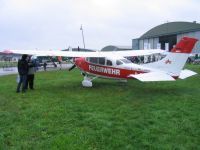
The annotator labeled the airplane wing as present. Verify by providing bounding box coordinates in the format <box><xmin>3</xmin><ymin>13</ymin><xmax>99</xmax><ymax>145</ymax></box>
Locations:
<box><xmin>0</xmin><ymin>49</ymin><xmax>165</xmax><ymax>58</ymax></box>
<box><xmin>179</xmin><ymin>69</ymin><xmax>197</xmax><ymax>79</ymax></box>
<box><xmin>107</xmin><ymin>49</ymin><xmax>165</xmax><ymax>57</ymax></box>
<box><xmin>0</xmin><ymin>49</ymin><xmax>104</xmax><ymax>57</ymax></box>
<box><xmin>128</xmin><ymin>72</ymin><xmax>175</xmax><ymax>81</ymax></box>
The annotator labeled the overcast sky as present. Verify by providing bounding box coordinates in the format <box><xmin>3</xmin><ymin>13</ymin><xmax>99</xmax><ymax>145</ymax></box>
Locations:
<box><xmin>0</xmin><ymin>0</ymin><xmax>200</xmax><ymax>50</ymax></box>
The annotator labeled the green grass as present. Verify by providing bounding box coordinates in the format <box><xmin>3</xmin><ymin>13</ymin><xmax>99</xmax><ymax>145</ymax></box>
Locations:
<box><xmin>0</xmin><ymin>65</ymin><xmax>200</xmax><ymax>149</ymax></box>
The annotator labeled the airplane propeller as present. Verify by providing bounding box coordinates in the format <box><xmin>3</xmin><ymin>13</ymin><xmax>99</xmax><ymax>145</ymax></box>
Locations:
<box><xmin>68</xmin><ymin>64</ymin><xmax>76</xmax><ymax>71</ymax></box>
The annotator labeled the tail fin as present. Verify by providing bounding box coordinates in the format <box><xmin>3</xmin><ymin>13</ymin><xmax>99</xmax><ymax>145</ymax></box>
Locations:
<box><xmin>171</xmin><ymin>37</ymin><xmax>198</xmax><ymax>53</ymax></box>
<box><xmin>143</xmin><ymin>37</ymin><xmax>198</xmax><ymax>77</ymax></box>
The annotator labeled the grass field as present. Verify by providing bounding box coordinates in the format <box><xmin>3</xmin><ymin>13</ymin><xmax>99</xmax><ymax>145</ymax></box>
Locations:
<box><xmin>0</xmin><ymin>65</ymin><xmax>200</xmax><ymax>149</ymax></box>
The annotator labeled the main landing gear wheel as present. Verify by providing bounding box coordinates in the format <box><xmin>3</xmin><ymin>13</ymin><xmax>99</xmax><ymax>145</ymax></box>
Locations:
<box><xmin>82</xmin><ymin>76</ymin><xmax>93</xmax><ymax>87</ymax></box>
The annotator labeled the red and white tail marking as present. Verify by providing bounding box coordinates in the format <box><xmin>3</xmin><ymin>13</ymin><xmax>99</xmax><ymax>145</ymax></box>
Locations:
<box><xmin>171</xmin><ymin>37</ymin><xmax>198</xmax><ymax>53</ymax></box>
<box><xmin>143</xmin><ymin>37</ymin><xmax>198</xmax><ymax>77</ymax></box>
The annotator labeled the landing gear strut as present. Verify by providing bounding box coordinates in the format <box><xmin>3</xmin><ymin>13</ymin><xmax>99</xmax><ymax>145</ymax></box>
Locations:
<box><xmin>82</xmin><ymin>76</ymin><xmax>97</xmax><ymax>87</ymax></box>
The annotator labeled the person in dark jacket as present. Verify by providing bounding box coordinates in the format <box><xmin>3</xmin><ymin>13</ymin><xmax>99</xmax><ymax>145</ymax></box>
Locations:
<box><xmin>43</xmin><ymin>62</ymin><xmax>47</xmax><ymax>71</ymax></box>
<box><xmin>16</xmin><ymin>54</ymin><xmax>28</xmax><ymax>93</ymax></box>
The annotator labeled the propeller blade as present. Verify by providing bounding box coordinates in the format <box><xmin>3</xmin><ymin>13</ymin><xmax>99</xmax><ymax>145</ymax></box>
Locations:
<box><xmin>68</xmin><ymin>64</ymin><xmax>76</xmax><ymax>71</ymax></box>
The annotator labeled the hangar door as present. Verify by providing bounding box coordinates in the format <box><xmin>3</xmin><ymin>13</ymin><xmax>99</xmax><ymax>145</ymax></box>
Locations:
<box><xmin>159</xmin><ymin>35</ymin><xmax>177</xmax><ymax>51</ymax></box>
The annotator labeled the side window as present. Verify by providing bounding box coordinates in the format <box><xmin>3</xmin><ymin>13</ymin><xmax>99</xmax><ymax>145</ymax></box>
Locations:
<box><xmin>90</xmin><ymin>57</ymin><xmax>98</xmax><ymax>64</ymax></box>
<box><xmin>106</xmin><ymin>59</ymin><xmax>112</xmax><ymax>66</ymax></box>
<box><xmin>116</xmin><ymin>60</ymin><xmax>123</xmax><ymax>65</ymax></box>
<box><xmin>99</xmin><ymin>58</ymin><xmax>105</xmax><ymax>65</ymax></box>
<box><xmin>86</xmin><ymin>57</ymin><xmax>89</xmax><ymax>62</ymax></box>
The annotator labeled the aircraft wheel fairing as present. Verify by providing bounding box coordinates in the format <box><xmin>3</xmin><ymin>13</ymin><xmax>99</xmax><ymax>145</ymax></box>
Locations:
<box><xmin>82</xmin><ymin>80</ymin><xmax>92</xmax><ymax>87</ymax></box>
<box><xmin>82</xmin><ymin>76</ymin><xmax>93</xmax><ymax>87</ymax></box>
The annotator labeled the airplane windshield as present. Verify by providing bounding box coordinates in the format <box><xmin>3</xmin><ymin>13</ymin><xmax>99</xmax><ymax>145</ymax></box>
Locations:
<box><xmin>86</xmin><ymin>57</ymin><xmax>106</xmax><ymax>66</ymax></box>
<box><xmin>120</xmin><ymin>59</ymin><xmax>132</xmax><ymax>64</ymax></box>
<box><xmin>116</xmin><ymin>60</ymin><xmax>123</xmax><ymax>65</ymax></box>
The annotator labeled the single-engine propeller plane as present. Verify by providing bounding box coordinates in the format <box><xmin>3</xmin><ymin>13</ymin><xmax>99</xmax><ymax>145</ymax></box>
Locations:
<box><xmin>0</xmin><ymin>37</ymin><xmax>198</xmax><ymax>87</ymax></box>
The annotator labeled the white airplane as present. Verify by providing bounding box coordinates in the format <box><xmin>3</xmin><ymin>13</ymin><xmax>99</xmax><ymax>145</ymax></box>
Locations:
<box><xmin>0</xmin><ymin>37</ymin><xmax>198</xmax><ymax>87</ymax></box>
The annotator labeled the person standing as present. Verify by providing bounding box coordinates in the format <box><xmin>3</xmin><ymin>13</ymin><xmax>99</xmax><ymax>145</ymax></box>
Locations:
<box><xmin>16</xmin><ymin>54</ymin><xmax>28</xmax><ymax>93</ymax></box>
<box><xmin>57</xmin><ymin>56</ymin><xmax>62</xmax><ymax>70</ymax></box>
<box><xmin>26</xmin><ymin>56</ymin><xmax>36</xmax><ymax>90</ymax></box>
<box><xmin>43</xmin><ymin>62</ymin><xmax>47</xmax><ymax>71</ymax></box>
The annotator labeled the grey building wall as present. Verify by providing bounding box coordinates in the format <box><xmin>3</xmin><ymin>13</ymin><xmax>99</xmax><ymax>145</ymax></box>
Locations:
<box><xmin>138</xmin><ymin>38</ymin><xmax>159</xmax><ymax>50</ymax></box>
<box><xmin>194</xmin><ymin>31</ymin><xmax>200</xmax><ymax>53</ymax></box>
<box><xmin>153</xmin><ymin>38</ymin><xmax>159</xmax><ymax>49</ymax></box>
<box><xmin>132</xmin><ymin>39</ymin><xmax>139</xmax><ymax>49</ymax></box>
<box><xmin>139</xmin><ymin>40</ymin><xmax>144</xmax><ymax>50</ymax></box>
<box><xmin>133</xmin><ymin>21</ymin><xmax>200</xmax><ymax>53</ymax></box>
<box><xmin>144</xmin><ymin>39</ymin><xmax>149</xmax><ymax>49</ymax></box>
<box><xmin>136</xmin><ymin>32</ymin><xmax>200</xmax><ymax>53</ymax></box>
<box><xmin>149</xmin><ymin>39</ymin><xmax>154</xmax><ymax>49</ymax></box>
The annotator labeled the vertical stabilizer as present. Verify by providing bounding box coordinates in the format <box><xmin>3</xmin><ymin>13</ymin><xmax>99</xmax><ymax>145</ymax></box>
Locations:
<box><xmin>143</xmin><ymin>37</ymin><xmax>198</xmax><ymax>77</ymax></box>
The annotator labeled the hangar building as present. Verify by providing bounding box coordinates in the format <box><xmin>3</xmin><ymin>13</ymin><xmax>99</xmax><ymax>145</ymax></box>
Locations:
<box><xmin>101</xmin><ymin>45</ymin><xmax>132</xmax><ymax>51</ymax></box>
<box><xmin>132</xmin><ymin>21</ymin><xmax>200</xmax><ymax>53</ymax></box>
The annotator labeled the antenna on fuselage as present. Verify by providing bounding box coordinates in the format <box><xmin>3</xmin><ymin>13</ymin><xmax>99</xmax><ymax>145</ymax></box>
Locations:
<box><xmin>80</xmin><ymin>24</ymin><xmax>86</xmax><ymax>49</ymax></box>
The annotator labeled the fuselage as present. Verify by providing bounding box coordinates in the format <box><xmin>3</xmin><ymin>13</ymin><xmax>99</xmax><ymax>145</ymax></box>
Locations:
<box><xmin>75</xmin><ymin>56</ymin><xmax>150</xmax><ymax>79</ymax></box>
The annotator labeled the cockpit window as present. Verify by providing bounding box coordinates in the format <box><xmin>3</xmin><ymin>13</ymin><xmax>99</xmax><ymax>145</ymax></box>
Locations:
<box><xmin>99</xmin><ymin>57</ymin><xmax>105</xmax><ymax>65</ymax></box>
<box><xmin>90</xmin><ymin>57</ymin><xmax>98</xmax><ymax>64</ymax></box>
<box><xmin>87</xmin><ymin>57</ymin><xmax>113</xmax><ymax>66</ymax></box>
<box><xmin>86</xmin><ymin>57</ymin><xmax>89</xmax><ymax>62</ymax></box>
<box><xmin>116</xmin><ymin>60</ymin><xmax>123</xmax><ymax>65</ymax></box>
<box><xmin>120</xmin><ymin>59</ymin><xmax>132</xmax><ymax>64</ymax></box>
<box><xmin>106</xmin><ymin>60</ymin><xmax>112</xmax><ymax>66</ymax></box>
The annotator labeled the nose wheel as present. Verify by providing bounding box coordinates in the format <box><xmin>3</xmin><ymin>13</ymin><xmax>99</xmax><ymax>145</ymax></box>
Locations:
<box><xmin>82</xmin><ymin>76</ymin><xmax>97</xmax><ymax>87</ymax></box>
<box><xmin>82</xmin><ymin>76</ymin><xmax>93</xmax><ymax>87</ymax></box>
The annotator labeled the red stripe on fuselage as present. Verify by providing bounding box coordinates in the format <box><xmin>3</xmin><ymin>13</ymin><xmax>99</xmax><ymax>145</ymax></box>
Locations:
<box><xmin>75</xmin><ymin>57</ymin><xmax>146</xmax><ymax>79</ymax></box>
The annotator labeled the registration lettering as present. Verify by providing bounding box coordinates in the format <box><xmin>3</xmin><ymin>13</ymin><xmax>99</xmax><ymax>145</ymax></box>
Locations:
<box><xmin>89</xmin><ymin>65</ymin><xmax>120</xmax><ymax>76</ymax></box>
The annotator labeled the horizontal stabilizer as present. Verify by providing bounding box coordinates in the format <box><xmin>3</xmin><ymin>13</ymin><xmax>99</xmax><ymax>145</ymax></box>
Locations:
<box><xmin>128</xmin><ymin>72</ymin><xmax>175</xmax><ymax>82</ymax></box>
<box><xmin>179</xmin><ymin>69</ymin><xmax>197</xmax><ymax>79</ymax></box>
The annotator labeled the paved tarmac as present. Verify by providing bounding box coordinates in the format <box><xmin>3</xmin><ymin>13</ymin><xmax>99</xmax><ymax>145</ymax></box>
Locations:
<box><xmin>0</xmin><ymin>67</ymin><xmax>18</xmax><ymax>76</ymax></box>
<box><xmin>0</xmin><ymin>64</ymin><xmax>74</xmax><ymax>76</ymax></box>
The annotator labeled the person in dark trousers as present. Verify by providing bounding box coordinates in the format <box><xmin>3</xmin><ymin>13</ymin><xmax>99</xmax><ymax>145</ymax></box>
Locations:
<box><xmin>16</xmin><ymin>54</ymin><xmax>28</xmax><ymax>93</ymax></box>
<box><xmin>43</xmin><ymin>62</ymin><xmax>47</xmax><ymax>71</ymax></box>
<box><xmin>26</xmin><ymin>56</ymin><xmax>36</xmax><ymax>90</ymax></box>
